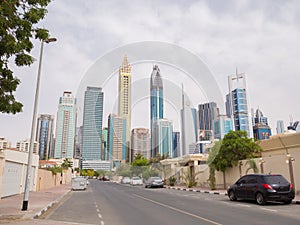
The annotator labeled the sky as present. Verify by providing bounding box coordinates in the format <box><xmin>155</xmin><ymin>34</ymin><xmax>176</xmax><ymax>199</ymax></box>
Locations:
<box><xmin>1</xmin><ymin>0</ymin><xmax>300</xmax><ymax>146</ymax></box>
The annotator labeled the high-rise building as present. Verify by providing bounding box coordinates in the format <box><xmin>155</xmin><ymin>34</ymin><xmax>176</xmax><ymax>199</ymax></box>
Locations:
<box><xmin>54</xmin><ymin>91</ymin><xmax>77</xmax><ymax>159</ymax></box>
<box><xmin>118</xmin><ymin>55</ymin><xmax>132</xmax><ymax>162</ymax></box>
<box><xmin>36</xmin><ymin>114</ymin><xmax>54</xmax><ymax>160</ymax></box>
<box><xmin>150</xmin><ymin>65</ymin><xmax>164</xmax><ymax>157</ymax></box>
<box><xmin>214</xmin><ymin>115</ymin><xmax>234</xmax><ymax>140</ymax></box>
<box><xmin>226</xmin><ymin>71</ymin><xmax>253</xmax><ymax>138</ymax></box>
<box><xmin>74</xmin><ymin>126</ymin><xmax>83</xmax><ymax>159</ymax></box>
<box><xmin>198</xmin><ymin>102</ymin><xmax>219</xmax><ymax>140</ymax></box>
<box><xmin>16</xmin><ymin>139</ymin><xmax>39</xmax><ymax>154</ymax></box>
<box><xmin>107</xmin><ymin>114</ymin><xmax>127</xmax><ymax>163</ymax></box>
<box><xmin>102</xmin><ymin>127</ymin><xmax>108</xmax><ymax>160</ymax></box>
<box><xmin>152</xmin><ymin>119</ymin><xmax>173</xmax><ymax>158</ymax></box>
<box><xmin>172</xmin><ymin>132</ymin><xmax>180</xmax><ymax>158</ymax></box>
<box><xmin>81</xmin><ymin>87</ymin><xmax>104</xmax><ymax>169</ymax></box>
<box><xmin>181</xmin><ymin>85</ymin><xmax>197</xmax><ymax>156</ymax></box>
<box><xmin>276</xmin><ymin>120</ymin><xmax>285</xmax><ymax>134</ymax></box>
<box><xmin>253</xmin><ymin>108</ymin><xmax>272</xmax><ymax>140</ymax></box>
<box><xmin>131</xmin><ymin>128</ymin><xmax>150</xmax><ymax>160</ymax></box>
<box><xmin>0</xmin><ymin>137</ymin><xmax>11</xmax><ymax>150</ymax></box>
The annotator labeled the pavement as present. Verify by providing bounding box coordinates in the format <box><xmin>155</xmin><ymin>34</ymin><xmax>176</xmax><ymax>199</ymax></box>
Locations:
<box><xmin>0</xmin><ymin>184</ymin><xmax>71</xmax><ymax>224</ymax></box>
<box><xmin>0</xmin><ymin>183</ymin><xmax>299</xmax><ymax>224</ymax></box>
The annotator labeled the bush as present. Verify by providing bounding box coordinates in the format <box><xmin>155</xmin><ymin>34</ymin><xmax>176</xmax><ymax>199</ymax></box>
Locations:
<box><xmin>168</xmin><ymin>176</ymin><xmax>176</xmax><ymax>186</ymax></box>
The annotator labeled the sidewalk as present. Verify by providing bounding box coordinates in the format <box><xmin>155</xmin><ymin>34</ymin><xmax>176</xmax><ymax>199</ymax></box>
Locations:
<box><xmin>165</xmin><ymin>185</ymin><xmax>300</xmax><ymax>204</ymax></box>
<box><xmin>0</xmin><ymin>184</ymin><xmax>71</xmax><ymax>223</ymax></box>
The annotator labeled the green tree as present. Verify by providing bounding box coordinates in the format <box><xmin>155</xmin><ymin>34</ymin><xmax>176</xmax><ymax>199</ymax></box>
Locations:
<box><xmin>0</xmin><ymin>0</ymin><xmax>51</xmax><ymax>114</ymax></box>
<box><xmin>211</xmin><ymin>130</ymin><xmax>262</xmax><ymax>188</ymax></box>
<box><xmin>61</xmin><ymin>158</ymin><xmax>71</xmax><ymax>169</ymax></box>
<box><xmin>131</xmin><ymin>153</ymin><xmax>149</xmax><ymax>176</ymax></box>
<box><xmin>207</xmin><ymin>141</ymin><xmax>222</xmax><ymax>190</ymax></box>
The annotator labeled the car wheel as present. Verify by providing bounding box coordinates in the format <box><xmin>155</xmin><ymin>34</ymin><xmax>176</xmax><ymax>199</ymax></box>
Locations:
<box><xmin>228</xmin><ymin>190</ymin><xmax>237</xmax><ymax>201</ymax></box>
<box><xmin>256</xmin><ymin>192</ymin><xmax>266</xmax><ymax>205</ymax></box>
<box><xmin>283</xmin><ymin>199</ymin><xmax>292</xmax><ymax>204</ymax></box>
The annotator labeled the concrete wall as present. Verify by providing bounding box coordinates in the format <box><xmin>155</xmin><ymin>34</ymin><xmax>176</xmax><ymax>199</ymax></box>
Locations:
<box><xmin>36</xmin><ymin>168</ymin><xmax>72</xmax><ymax>191</ymax></box>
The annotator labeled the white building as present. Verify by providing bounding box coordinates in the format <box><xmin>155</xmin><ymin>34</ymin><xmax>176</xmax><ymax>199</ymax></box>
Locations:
<box><xmin>16</xmin><ymin>139</ymin><xmax>39</xmax><ymax>154</ymax></box>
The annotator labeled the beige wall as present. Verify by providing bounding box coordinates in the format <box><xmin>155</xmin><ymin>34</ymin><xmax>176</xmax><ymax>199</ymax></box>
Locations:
<box><xmin>36</xmin><ymin>168</ymin><xmax>72</xmax><ymax>191</ymax></box>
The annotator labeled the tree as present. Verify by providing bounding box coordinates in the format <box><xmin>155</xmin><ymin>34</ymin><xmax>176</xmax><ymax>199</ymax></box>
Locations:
<box><xmin>0</xmin><ymin>0</ymin><xmax>51</xmax><ymax>114</ymax></box>
<box><xmin>61</xmin><ymin>158</ymin><xmax>71</xmax><ymax>169</ymax></box>
<box><xmin>207</xmin><ymin>140</ymin><xmax>222</xmax><ymax>190</ymax></box>
<box><xmin>211</xmin><ymin>130</ymin><xmax>262</xmax><ymax>188</ymax></box>
<box><xmin>131</xmin><ymin>153</ymin><xmax>149</xmax><ymax>176</ymax></box>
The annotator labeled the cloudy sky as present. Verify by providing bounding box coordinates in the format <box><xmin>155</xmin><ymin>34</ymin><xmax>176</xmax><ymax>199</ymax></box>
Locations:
<box><xmin>1</xmin><ymin>0</ymin><xmax>300</xmax><ymax>145</ymax></box>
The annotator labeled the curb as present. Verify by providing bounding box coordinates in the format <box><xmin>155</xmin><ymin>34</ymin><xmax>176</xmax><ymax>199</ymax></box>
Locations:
<box><xmin>32</xmin><ymin>189</ymin><xmax>71</xmax><ymax>219</ymax></box>
<box><xmin>165</xmin><ymin>186</ymin><xmax>228</xmax><ymax>196</ymax></box>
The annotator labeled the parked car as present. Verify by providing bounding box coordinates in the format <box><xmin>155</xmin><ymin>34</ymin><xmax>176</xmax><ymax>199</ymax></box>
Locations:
<box><xmin>227</xmin><ymin>174</ymin><xmax>295</xmax><ymax>205</ymax></box>
<box><xmin>130</xmin><ymin>177</ymin><xmax>143</xmax><ymax>186</ymax></box>
<box><xmin>121</xmin><ymin>177</ymin><xmax>131</xmax><ymax>184</ymax></box>
<box><xmin>145</xmin><ymin>177</ymin><xmax>164</xmax><ymax>188</ymax></box>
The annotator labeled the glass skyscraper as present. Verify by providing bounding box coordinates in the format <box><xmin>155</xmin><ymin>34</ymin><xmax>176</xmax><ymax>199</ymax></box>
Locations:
<box><xmin>150</xmin><ymin>65</ymin><xmax>164</xmax><ymax>157</ymax></box>
<box><xmin>152</xmin><ymin>119</ymin><xmax>173</xmax><ymax>158</ymax></box>
<box><xmin>54</xmin><ymin>91</ymin><xmax>77</xmax><ymax>159</ymax></box>
<box><xmin>81</xmin><ymin>87</ymin><xmax>104</xmax><ymax>166</ymax></box>
<box><xmin>226</xmin><ymin>72</ymin><xmax>253</xmax><ymax>138</ymax></box>
<box><xmin>36</xmin><ymin>114</ymin><xmax>54</xmax><ymax>160</ymax></box>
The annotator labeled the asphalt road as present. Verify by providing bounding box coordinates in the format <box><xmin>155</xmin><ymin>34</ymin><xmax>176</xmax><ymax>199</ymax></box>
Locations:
<box><xmin>40</xmin><ymin>180</ymin><xmax>300</xmax><ymax>225</ymax></box>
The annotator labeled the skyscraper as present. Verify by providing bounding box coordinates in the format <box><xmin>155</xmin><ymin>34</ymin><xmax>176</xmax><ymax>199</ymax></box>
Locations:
<box><xmin>214</xmin><ymin>115</ymin><xmax>233</xmax><ymax>140</ymax></box>
<box><xmin>131</xmin><ymin>128</ymin><xmax>150</xmax><ymax>160</ymax></box>
<box><xmin>54</xmin><ymin>91</ymin><xmax>77</xmax><ymax>159</ymax></box>
<box><xmin>181</xmin><ymin>85</ymin><xmax>197</xmax><ymax>156</ymax></box>
<box><xmin>152</xmin><ymin>119</ymin><xmax>173</xmax><ymax>158</ymax></box>
<box><xmin>253</xmin><ymin>108</ymin><xmax>272</xmax><ymax>140</ymax></box>
<box><xmin>172</xmin><ymin>132</ymin><xmax>180</xmax><ymax>158</ymax></box>
<box><xmin>150</xmin><ymin>65</ymin><xmax>164</xmax><ymax>157</ymax></box>
<box><xmin>118</xmin><ymin>55</ymin><xmax>132</xmax><ymax>162</ymax></box>
<box><xmin>198</xmin><ymin>102</ymin><xmax>219</xmax><ymax>140</ymax></box>
<box><xmin>36</xmin><ymin>114</ymin><xmax>54</xmax><ymax>160</ymax></box>
<box><xmin>107</xmin><ymin>114</ymin><xmax>127</xmax><ymax>164</ymax></box>
<box><xmin>276</xmin><ymin>120</ymin><xmax>285</xmax><ymax>134</ymax></box>
<box><xmin>81</xmin><ymin>87</ymin><xmax>104</xmax><ymax>168</ymax></box>
<box><xmin>226</xmin><ymin>71</ymin><xmax>253</xmax><ymax>138</ymax></box>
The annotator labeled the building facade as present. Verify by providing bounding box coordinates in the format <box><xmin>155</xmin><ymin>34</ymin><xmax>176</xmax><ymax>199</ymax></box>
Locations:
<box><xmin>276</xmin><ymin>120</ymin><xmax>285</xmax><ymax>134</ymax></box>
<box><xmin>150</xmin><ymin>65</ymin><xmax>164</xmax><ymax>157</ymax></box>
<box><xmin>118</xmin><ymin>55</ymin><xmax>132</xmax><ymax>161</ymax></box>
<box><xmin>131</xmin><ymin>128</ymin><xmax>150</xmax><ymax>160</ymax></box>
<box><xmin>198</xmin><ymin>102</ymin><xmax>219</xmax><ymax>131</ymax></box>
<box><xmin>214</xmin><ymin>115</ymin><xmax>234</xmax><ymax>140</ymax></box>
<box><xmin>253</xmin><ymin>108</ymin><xmax>272</xmax><ymax>140</ymax></box>
<box><xmin>181</xmin><ymin>86</ymin><xmax>198</xmax><ymax>156</ymax></box>
<box><xmin>226</xmin><ymin>72</ymin><xmax>253</xmax><ymax>138</ymax></box>
<box><xmin>102</xmin><ymin>127</ymin><xmax>108</xmax><ymax>160</ymax></box>
<box><xmin>81</xmin><ymin>87</ymin><xmax>104</xmax><ymax>169</ymax></box>
<box><xmin>54</xmin><ymin>91</ymin><xmax>77</xmax><ymax>159</ymax></box>
<box><xmin>152</xmin><ymin>119</ymin><xmax>173</xmax><ymax>158</ymax></box>
<box><xmin>172</xmin><ymin>132</ymin><xmax>180</xmax><ymax>158</ymax></box>
<box><xmin>107</xmin><ymin>114</ymin><xmax>127</xmax><ymax>163</ymax></box>
<box><xmin>16</xmin><ymin>139</ymin><xmax>39</xmax><ymax>154</ymax></box>
<box><xmin>0</xmin><ymin>138</ymin><xmax>11</xmax><ymax>150</ymax></box>
<box><xmin>36</xmin><ymin>114</ymin><xmax>54</xmax><ymax>160</ymax></box>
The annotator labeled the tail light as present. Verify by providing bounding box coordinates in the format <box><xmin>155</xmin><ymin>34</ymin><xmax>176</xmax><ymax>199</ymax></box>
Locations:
<box><xmin>262</xmin><ymin>183</ymin><xmax>273</xmax><ymax>190</ymax></box>
<box><xmin>290</xmin><ymin>183</ymin><xmax>293</xmax><ymax>190</ymax></box>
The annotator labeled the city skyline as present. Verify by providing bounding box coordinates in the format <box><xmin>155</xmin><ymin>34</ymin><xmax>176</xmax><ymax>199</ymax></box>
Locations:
<box><xmin>1</xmin><ymin>0</ymin><xmax>300</xmax><ymax>145</ymax></box>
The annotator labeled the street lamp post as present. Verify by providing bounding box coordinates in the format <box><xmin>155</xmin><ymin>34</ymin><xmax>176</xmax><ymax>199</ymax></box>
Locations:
<box><xmin>22</xmin><ymin>38</ymin><xmax>56</xmax><ymax>211</ymax></box>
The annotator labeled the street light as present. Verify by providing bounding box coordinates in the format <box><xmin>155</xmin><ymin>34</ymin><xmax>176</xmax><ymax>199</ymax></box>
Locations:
<box><xmin>22</xmin><ymin>37</ymin><xmax>57</xmax><ymax>211</ymax></box>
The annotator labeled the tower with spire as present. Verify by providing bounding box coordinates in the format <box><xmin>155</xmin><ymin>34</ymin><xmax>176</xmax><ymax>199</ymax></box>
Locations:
<box><xmin>150</xmin><ymin>65</ymin><xmax>164</xmax><ymax>157</ymax></box>
<box><xmin>118</xmin><ymin>55</ymin><xmax>132</xmax><ymax>162</ymax></box>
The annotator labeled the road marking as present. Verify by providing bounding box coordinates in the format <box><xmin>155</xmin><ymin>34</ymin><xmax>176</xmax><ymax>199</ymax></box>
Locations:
<box><xmin>261</xmin><ymin>207</ymin><xmax>277</xmax><ymax>212</ymax></box>
<box><xmin>98</xmin><ymin>213</ymin><xmax>102</xmax><ymax>218</ymax></box>
<box><xmin>101</xmin><ymin>221</ymin><xmax>104</xmax><ymax>225</ymax></box>
<box><xmin>133</xmin><ymin>194</ymin><xmax>222</xmax><ymax>225</ymax></box>
<box><xmin>96</xmin><ymin>208</ymin><xmax>100</xmax><ymax>212</ymax></box>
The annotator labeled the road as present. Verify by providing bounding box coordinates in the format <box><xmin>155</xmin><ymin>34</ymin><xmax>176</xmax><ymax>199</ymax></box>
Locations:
<box><xmin>39</xmin><ymin>180</ymin><xmax>300</xmax><ymax>225</ymax></box>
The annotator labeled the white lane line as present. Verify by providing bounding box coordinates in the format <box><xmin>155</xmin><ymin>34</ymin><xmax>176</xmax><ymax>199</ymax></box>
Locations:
<box><xmin>133</xmin><ymin>194</ymin><xmax>222</xmax><ymax>225</ymax></box>
<box><xmin>101</xmin><ymin>221</ymin><xmax>104</xmax><ymax>225</ymax></box>
<box><xmin>261</xmin><ymin>208</ymin><xmax>277</xmax><ymax>212</ymax></box>
<box><xmin>98</xmin><ymin>213</ymin><xmax>102</xmax><ymax>218</ymax></box>
<box><xmin>96</xmin><ymin>208</ymin><xmax>100</xmax><ymax>212</ymax></box>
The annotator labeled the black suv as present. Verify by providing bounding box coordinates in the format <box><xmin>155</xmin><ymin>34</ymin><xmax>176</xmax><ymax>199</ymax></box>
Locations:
<box><xmin>227</xmin><ymin>174</ymin><xmax>295</xmax><ymax>205</ymax></box>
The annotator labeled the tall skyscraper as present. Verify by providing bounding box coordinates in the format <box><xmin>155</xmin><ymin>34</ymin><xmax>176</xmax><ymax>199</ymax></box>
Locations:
<box><xmin>102</xmin><ymin>127</ymin><xmax>108</xmax><ymax>160</ymax></box>
<box><xmin>152</xmin><ymin>119</ymin><xmax>173</xmax><ymax>158</ymax></box>
<box><xmin>198</xmin><ymin>102</ymin><xmax>219</xmax><ymax>131</ymax></box>
<box><xmin>226</xmin><ymin>71</ymin><xmax>253</xmax><ymax>138</ymax></box>
<box><xmin>253</xmin><ymin>108</ymin><xmax>272</xmax><ymax>140</ymax></box>
<box><xmin>118</xmin><ymin>55</ymin><xmax>132</xmax><ymax>162</ymax></box>
<box><xmin>172</xmin><ymin>132</ymin><xmax>180</xmax><ymax>158</ymax></box>
<box><xmin>107</xmin><ymin>114</ymin><xmax>127</xmax><ymax>164</ymax></box>
<box><xmin>54</xmin><ymin>91</ymin><xmax>77</xmax><ymax>159</ymax></box>
<box><xmin>74</xmin><ymin>126</ymin><xmax>83</xmax><ymax>159</ymax></box>
<box><xmin>181</xmin><ymin>85</ymin><xmax>197</xmax><ymax>156</ymax></box>
<box><xmin>81</xmin><ymin>87</ymin><xmax>104</xmax><ymax>168</ymax></box>
<box><xmin>131</xmin><ymin>128</ymin><xmax>150</xmax><ymax>160</ymax></box>
<box><xmin>276</xmin><ymin>120</ymin><xmax>285</xmax><ymax>134</ymax></box>
<box><xmin>150</xmin><ymin>65</ymin><xmax>164</xmax><ymax>157</ymax></box>
<box><xmin>36</xmin><ymin>114</ymin><xmax>54</xmax><ymax>160</ymax></box>
<box><xmin>214</xmin><ymin>115</ymin><xmax>233</xmax><ymax>140</ymax></box>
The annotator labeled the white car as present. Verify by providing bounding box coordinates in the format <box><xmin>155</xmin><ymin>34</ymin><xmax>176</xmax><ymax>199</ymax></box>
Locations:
<box><xmin>121</xmin><ymin>177</ymin><xmax>131</xmax><ymax>184</ymax></box>
<box><xmin>130</xmin><ymin>177</ymin><xmax>143</xmax><ymax>186</ymax></box>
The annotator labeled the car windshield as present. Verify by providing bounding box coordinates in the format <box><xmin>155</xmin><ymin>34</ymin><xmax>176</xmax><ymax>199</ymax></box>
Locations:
<box><xmin>264</xmin><ymin>175</ymin><xmax>288</xmax><ymax>184</ymax></box>
<box><xmin>151</xmin><ymin>177</ymin><xmax>162</xmax><ymax>181</ymax></box>
<box><xmin>132</xmin><ymin>177</ymin><xmax>140</xmax><ymax>180</ymax></box>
